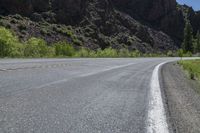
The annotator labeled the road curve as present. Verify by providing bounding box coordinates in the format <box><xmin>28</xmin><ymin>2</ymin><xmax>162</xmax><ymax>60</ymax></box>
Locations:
<box><xmin>0</xmin><ymin>58</ymin><xmax>177</xmax><ymax>133</ymax></box>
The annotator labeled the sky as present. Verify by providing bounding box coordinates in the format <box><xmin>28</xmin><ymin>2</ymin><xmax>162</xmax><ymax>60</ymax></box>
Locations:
<box><xmin>177</xmin><ymin>0</ymin><xmax>200</xmax><ymax>11</ymax></box>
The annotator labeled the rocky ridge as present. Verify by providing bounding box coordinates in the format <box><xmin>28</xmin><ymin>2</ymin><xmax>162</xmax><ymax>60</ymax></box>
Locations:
<box><xmin>0</xmin><ymin>0</ymin><xmax>199</xmax><ymax>53</ymax></box>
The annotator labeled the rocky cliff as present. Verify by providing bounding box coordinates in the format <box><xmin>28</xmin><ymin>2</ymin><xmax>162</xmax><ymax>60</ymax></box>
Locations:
<box><xmin>0</xmin><ymin>0</ymin><xmax>199</xmax><ymax>53</ymax></box>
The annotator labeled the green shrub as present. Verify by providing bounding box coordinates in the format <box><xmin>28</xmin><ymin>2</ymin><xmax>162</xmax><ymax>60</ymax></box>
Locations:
<box><xmin>73</xmin><ymin>38</ymin><xmax>82</xmax><ymax>46</ymax></box>
<box><xmin>54</xmin><ymin>26</ymin><xmax>74</xmax><ymax>38</ymax></box>
<box><xmin>183</xmin><ymin>51</ymin><xmax>193</xmax><ymax>57</ymax></box>
<box><xmin>0</xmin><ymin>26</ymin><xmax>23</xmax><ymax>57</ymax></box>
<box><xmin>167</xmin><ymin>50</ymin><xmax>173</xmax><ymax>57</ymax></box>
<box><xmin>130</xmin><ymin>50</ymin><xmax>141</xmax><ymax>57</ymax></box>
<box><xmin>10</xmin><ymin>43</ymin><xmax>24</xmax><ymax>57</ymax></box>
<box><xmin>118</xmin><ymin>48</ymin><xmax>130</xmax><ymax>57</ymax></box>
<box><xmin>24</xmin><ymin>37</ymin><xmax>49</xmax><ymax>57</ymax></box>
<box><xmin>54</xmin><ymin>41</ymin><xmax>75</xmax><ymax>57</ymax></box>
<box><xmin>40</xmin><ymin>28</ymin><xmax>51</xmax><ymax>36</ymax></box>
<box><xmin>96</xmin><ymin>48</ymin><xmax>118</xmax><ymax>57</ymax></box>
<box><xmin>178</xmin><ymin>60</ymin><xmax>200</xmax><ymax>80</ymax></box>
<box><xmin>89</xmin><ymin>50</ymin><xmax>97</xmax><ymax>58</ymax></box>
<box><xmin>46</xmin><ymin>46</ymin><xmax>55</xmax><ymax>57</ymax></box>
<box><xmin>177</xmin><ymin>49</ymin><xmax>184</xmax><ymax>59</ymax></box>
<box><xmin>75</xmin><ymin>48</ymin><xmax>90</xmax><ymax>57</ymax></box>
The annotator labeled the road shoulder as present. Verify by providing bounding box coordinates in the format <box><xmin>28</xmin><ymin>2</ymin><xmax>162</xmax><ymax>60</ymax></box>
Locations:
<box><xmin>160</xmin><ymin>62</ymin><xmax>200</xmax><ymax>133</ymax></box>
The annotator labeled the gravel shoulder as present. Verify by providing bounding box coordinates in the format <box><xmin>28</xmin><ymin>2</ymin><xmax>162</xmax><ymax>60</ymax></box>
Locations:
<box><xmin>160</xmin><ymin>62</ymin><xmax>200</xmax><ymax>133</ymax></box>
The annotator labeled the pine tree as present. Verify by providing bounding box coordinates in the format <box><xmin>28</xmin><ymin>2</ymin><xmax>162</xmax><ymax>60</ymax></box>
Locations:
<box><xmin>182</xmin><ymin>21</ymin><xmax>193</xmax><ymax>53</ymax></box>
<box><xmin>196</xmin><ymin>31</ymin><xmax>200</xmax><ymax>53</ymax></box>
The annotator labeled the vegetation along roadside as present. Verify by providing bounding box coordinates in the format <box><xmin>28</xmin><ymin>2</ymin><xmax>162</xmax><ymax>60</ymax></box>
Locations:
<box><xmin>178</xmin><ymin>60</ymin><xmax>200</xmax><ymax>81</ymax></box>
<box><xmin>0</xmin><ymin>26</ymin><xmax>198</xmax><ymax>58</ymax></box>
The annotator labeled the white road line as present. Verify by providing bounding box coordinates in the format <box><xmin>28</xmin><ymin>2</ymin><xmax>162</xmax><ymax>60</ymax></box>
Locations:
<box><xmin>147</xmin><ymin>62</ymin><xmax>169</xmax><ymax>133</ymax></box>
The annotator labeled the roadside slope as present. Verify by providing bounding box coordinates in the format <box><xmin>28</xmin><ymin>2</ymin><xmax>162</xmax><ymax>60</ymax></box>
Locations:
<box><xmin>161</xmin><ymin>62</ymin><xmax>200</xmax><ymax>133</ymax></box>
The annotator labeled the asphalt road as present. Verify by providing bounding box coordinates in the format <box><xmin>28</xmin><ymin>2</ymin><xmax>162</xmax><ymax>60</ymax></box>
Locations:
<box><xmin>0</xmin><ymin>58</ymin><xmax>177</xmax><ymax>133</ymax></box>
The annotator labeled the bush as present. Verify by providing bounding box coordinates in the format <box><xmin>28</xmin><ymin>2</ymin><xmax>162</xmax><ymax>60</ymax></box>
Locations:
<box><xmin>89</xmin><ymin>50</ymin><xmax>97</xmax><ymax>58</ymax></box>
<box><xmin>73</xmin><ymin>38</ymin><xmax>82</xmax><ymax>46</ymax></box>
<box><xmin>10</xmin><ymin>43</ymin><xmax>24</xmax><ymax>57</ymax></box>
<box><xmin>46</xmin><ymin>46</ymin><xmax>55</xmax><ymax>57</ymax></box>
<box><xmin>177</xmin><ymin>49</ymin><xmax>184</xmax><ymax>59</ymax></box>
<box><xmin>118</xmin><ymin>48</ymin><xmax>130</xmax><ymax>57</ymax></box>
<box><xmin>167</xmin><ymin>50</ymin><xmax>173</xmax><ymax>57</ymax></box>
<box><xmin>40</xmin><ymin>28</ymin><xmax>51</xmax><ymax>36</ymax></box>
<box><xmin>75</xmin><ymin>48</ymin><xmax>90</xmax><ymax>57</ymax></box>
<box><xmin>96</xmin><ymin>48</ymin><xmax>118</xmax><ymax>57</ymax></box>
<box><xmin>0</xmin><ymin>26</ymin><xmax>23</xmax><ymax>57</ymax></box>
<box><xmin>183</xmin><ymin>51</ymin><xmax>193</xmax><ymax>57</ymax></box>
<box><xmin>54</xmin><ymin>26</ymin><xmax>74</xmax><ymax>38</ymax></box>
<box><xmin>24</xmin><ymin>37</ymin><xmax>49</xmax><ymax>57</ymax></box>
<box><xmin>130</xmin><ymin>50</ymin><xmax>141</xmax><ymax>57</ymax></box>
<box><xmin>54</xmin><ymin>41</ymin><xmax>75</xmax><ymax>57</ymax></box>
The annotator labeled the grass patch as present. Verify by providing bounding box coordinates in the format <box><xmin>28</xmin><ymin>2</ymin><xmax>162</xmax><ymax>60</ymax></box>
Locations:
<box><xmin>178</xmin><ymin>60</ymin><xmax>200</xmax><ymax>80</ymax></box>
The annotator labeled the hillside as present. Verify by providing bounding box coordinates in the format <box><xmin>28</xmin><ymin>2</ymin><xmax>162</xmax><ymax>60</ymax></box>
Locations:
<box><xmin>0</xmin><ymin>0</ymin><xmax>199</xmax><ymax>53</ymax></box>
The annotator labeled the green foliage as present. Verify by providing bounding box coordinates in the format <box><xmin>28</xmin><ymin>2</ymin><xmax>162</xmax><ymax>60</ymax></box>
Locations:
<box><xmin>179</xmin><ymin>60</ymin><xmax>200</xmax><ymax>80</ymax></box>
<box><xmin>9</xmin><ymin>43</ymin><xmax>24</xmax><ymax>57</ymax></box>
<box><xmin>40</xmin><ymin>28</ymin><xmax>51</xmax><ymax>36</ymax></box>
<box><xmin>54</xmin><ymin>26</ymin><xmax>74</xmax><ymax>38</ymax></box>
<box><xmin>74</xmin><ymin>48</ymin><xmax>142</xmax><ymax>58</ymax></box>
<box><xmin>143</xmin><ymin>53</ymin><xmax>166</xmax><ymax>57</ymax></box>
<box><xmin>88</xmin><ymin>50</ymin><xmax>97</xmax><ymax>58</ymax></box>
<box><xmin>182</xmin><ymin>21</ymin><xmax>193</xmax><ymax>53</ymax></box>
<box><xmin>54</xmin><ymin>41</ymin><xmax>75</xmax><ymax>57</ymax></box>
<box><xmin>167</xmin><ymin>50</ymin><xmax>173</xmax><ymax>57</ymax></box>
<box><xmin>1</xmin><ymin>25</ymin><xmax>195</xmax><ymax>58</ymax></box>
<box><xmin>24</xmin><ymin>37</ymin><xmax>49</xmax><ymax>57</ymax></box>
<box><xmin>130</xmin><ymin>50</ymin><xmax>141</xmax><ymax>57</ymax></box>
<box><xmin>46</xmin><ymin>46</ymin><xmax>55</xmax><ymax>57</ymax></box>
<box><xmin>96</xmin><ymin>48</ymin><xmax>118</xmax><ymax>58</ymax></box>
<box><xmin>118</xmin><ymin>48</ymin><xmax>130</xmax><ymax>57</ymax></box>
<box><xmin>195</xmin><ymin>31</ymin><xmax>200</xmax><ymax>53</ymax></box>
<box><xmin>177</xmin><ymin>49</ymin><xmax>184</xmax><ymax>59</ymax></box>
<box><xmin>73</xmin><ymin>38</ymin><xmax>82</xmax><ymax>46</ymax></box>
<box><xmin>0</xmin><ymin>26</ymin><xmax>23</xmax><ymax>57</ymax></box>
<box><xmin>75</xmin><ymin>48</ymin><xmax>90</xmax><ymax>57</ymax></box>
<box><xmin>183</xmin><ymin>51</ymin><xmax>193</xmax><ymax>57</ymax></box>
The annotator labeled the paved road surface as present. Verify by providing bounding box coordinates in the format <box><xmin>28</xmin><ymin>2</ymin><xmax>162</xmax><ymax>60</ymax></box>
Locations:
<box><xmin>0</xmin><ymin>58</ymin><xmax>177</xmax><ymax>133</ymax></box>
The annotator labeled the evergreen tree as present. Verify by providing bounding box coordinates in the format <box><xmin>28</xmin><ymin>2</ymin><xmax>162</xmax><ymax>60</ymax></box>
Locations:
<box><xmin>196</xmin><ymin>31</ymin><xmax>200</xmax><ymax>53</ymax></box>
<box><xmin>182</xmin><ymin>21</ymin><xmax>193</xmax><ymax>53</ymax></box>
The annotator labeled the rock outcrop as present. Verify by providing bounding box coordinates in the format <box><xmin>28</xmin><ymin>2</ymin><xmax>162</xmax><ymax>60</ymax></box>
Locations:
<box><xmin>112</xmin><ymin>0</ymin><xmax>185</xmax><ymax>44</ymax></box>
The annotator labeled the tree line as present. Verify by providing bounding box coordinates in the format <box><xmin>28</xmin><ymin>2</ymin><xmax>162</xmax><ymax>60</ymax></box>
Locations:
<box><xmin>182</xmin><ymin>21</ymin><xmax>200</xmax><ymax>55</ymax></box>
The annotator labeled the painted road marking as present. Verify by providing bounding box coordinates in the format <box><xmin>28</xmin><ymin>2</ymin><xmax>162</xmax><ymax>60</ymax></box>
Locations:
<box><xmin>147</xmin><ymin>62</ymin><xmax>169</xmax><ymax>133</ymax></box>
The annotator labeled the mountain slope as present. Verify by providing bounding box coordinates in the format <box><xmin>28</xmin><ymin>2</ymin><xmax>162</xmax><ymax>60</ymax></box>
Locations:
<box><xmin>0</xmin><ymin>0</ymin><xmax>199</xmax><ymax>53</ymax></box>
